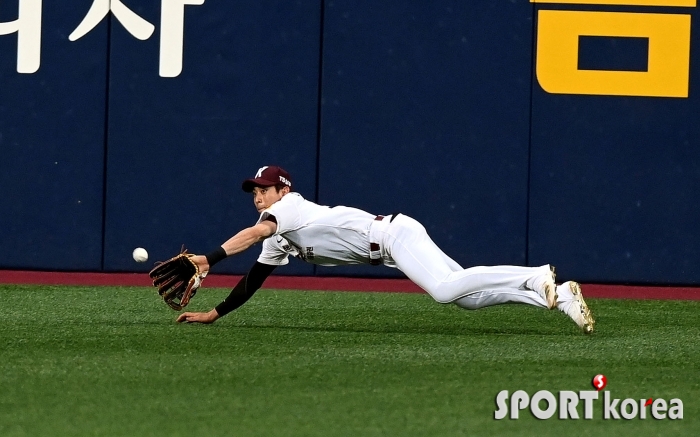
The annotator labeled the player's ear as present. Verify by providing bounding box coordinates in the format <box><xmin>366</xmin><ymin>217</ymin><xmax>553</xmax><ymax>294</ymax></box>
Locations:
<box><xmin>281</xmin><ymin>186</ymin><xmax>291</xmax><ymax>196</ymax></box>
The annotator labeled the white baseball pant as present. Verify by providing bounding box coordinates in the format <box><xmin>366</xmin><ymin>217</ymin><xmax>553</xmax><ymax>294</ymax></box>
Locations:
<box><xmin>369</xmin><ymin>214</ymin><xmax>549</xmax><ymax>309</ymax></box>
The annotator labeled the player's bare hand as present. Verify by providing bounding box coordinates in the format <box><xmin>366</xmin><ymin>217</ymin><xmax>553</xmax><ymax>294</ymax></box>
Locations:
<box><xmin>176</xmin><ymin>309</ymin><xmax>219</xmax><ymax>324</ymax></box>
<box><xmin>190</xmin><ymin>255</ymin><xmax>210</xmax><ymax>275</ymax></box>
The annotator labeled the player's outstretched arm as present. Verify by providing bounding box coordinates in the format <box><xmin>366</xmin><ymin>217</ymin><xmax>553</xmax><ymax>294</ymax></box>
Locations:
<box><xmin>187</xmin><ymin>220</ymin><xmax>277</xmax><ymax>275</ymax></box>
<box><xmin>175</xmin><ymin>261</ymin><xmax>277</xmax><ymax>324</ymax></box>
<box><xmin>221</xmin><ymin>221</ymin><xmax>277</xmax><ymax>257</ymax></box>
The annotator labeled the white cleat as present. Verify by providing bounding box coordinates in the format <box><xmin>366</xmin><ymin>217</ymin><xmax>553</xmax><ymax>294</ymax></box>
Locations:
<box><xmin>557</xmin><ymin>281</ymin><xmax>595</xmax><ymax>334</ymax></box>
<box><xmin>531</xmin><ymin>265</ymin><xmax>558</xmax><ymax>309</ymax></box>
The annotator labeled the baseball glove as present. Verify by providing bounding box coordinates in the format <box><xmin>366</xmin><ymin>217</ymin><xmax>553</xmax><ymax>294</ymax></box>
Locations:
<box><xmin>149</xmin><ymin>248</ymin><xmax>207</xmax><ymax>310</ymax></box>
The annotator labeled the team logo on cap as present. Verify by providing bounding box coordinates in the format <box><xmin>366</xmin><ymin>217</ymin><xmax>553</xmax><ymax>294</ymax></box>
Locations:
<box><xmin>255</xmin><ymin>166</ymin><xmax>268</xmax><ymax>178</ymax></box>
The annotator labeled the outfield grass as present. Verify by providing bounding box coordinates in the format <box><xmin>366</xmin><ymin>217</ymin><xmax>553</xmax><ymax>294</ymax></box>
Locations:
<box><xmin>0</xmin><ymin>284</ymin><xmax>698</xmax><ymax>436</ymax></box>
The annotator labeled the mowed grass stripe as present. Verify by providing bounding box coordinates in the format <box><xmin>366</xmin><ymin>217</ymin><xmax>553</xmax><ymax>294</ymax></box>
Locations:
<box><xmin>0</xmin><ymin>285</ymin><xmax>698</xmax><ymax>436</ymax></box>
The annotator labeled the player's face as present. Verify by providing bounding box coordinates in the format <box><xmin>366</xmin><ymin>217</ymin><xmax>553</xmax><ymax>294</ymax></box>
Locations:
<box><xmin>252</xmin><ymin>186</ymin><xmax>286</xmax><ymax>212</ymax></box>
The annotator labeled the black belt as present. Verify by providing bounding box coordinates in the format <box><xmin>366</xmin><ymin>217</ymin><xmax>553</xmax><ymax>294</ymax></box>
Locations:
<box><xmin>370</xmin><ymin>213</ymin><xmax>400</xmax><ymax>265</ymax></box>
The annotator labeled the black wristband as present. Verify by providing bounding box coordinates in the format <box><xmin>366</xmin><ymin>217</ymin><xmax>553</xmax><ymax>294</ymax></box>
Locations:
<box><xmin>205</xmin><ymin>246</ymin><xmax>228</xmax><ymax>267</ymax></box>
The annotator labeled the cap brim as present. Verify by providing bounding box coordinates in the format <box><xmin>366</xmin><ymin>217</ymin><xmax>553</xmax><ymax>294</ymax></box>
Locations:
<box><xmin>242</xmin><ymin>178</ymin><xmax>278</xmax><ymax>192</ymax></box>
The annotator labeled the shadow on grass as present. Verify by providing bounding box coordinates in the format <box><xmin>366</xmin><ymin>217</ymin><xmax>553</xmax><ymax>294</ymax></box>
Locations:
<box><xmin>221</xmin><ymin>321</ymin><xmax>577</xmax><ymax>337</ymax></box>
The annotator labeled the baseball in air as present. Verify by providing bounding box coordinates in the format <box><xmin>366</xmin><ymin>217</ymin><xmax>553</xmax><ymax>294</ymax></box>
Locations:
<box><xmin>132</xmin><ymin>247</ymin><xmax>149</xmax><ymax>263</ymax></box>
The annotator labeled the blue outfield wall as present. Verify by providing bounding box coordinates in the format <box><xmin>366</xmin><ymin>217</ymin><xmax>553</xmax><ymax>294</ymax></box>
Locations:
<box><xmin>529</xmin><ymin>2</ymin><xmax>700</xmax><ymax>284</ymax></box>
<box><xmin>1</xmin><ymin>1</ymin><xmax>700</xmax><ymax>285</ymax></box>
<box><xmin>0</xmin><ymin>1</ymin><xmax>108</xmax><ymax>271</ymax></box>
<box><xmin>317</xmin><ymin>0</ymin><xmax>533</xmax><ymax>278</ymax></box>
<box><xmin>101</xmin><ymin>0</ymin><xmax>320</xmax><ymax>276</ymax></box>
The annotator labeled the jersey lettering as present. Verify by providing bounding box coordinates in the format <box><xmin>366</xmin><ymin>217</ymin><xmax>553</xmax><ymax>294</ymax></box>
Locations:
<box><xmin>257</xmin><ymin>193</ymin><xmax>377</xmax><ymax>266</ymax></box>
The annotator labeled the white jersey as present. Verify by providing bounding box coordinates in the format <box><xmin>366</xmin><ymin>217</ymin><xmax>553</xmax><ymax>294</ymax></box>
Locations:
<box><xmin>256</xmin><ymin>192</ymin><xmax>377</xmax><ymax>266</ymax></box>
<box><xmin>249</xmin><ymin>191</ymin><xmax>572</xmax><ymax>330</ymax></box>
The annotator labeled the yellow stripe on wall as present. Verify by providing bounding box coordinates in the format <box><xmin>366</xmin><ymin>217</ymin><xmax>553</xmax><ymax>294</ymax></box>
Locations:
<box><xmin>530</xmin><ymin>0</ymin><xmax>695</xmax><ymax>6</ymax></box>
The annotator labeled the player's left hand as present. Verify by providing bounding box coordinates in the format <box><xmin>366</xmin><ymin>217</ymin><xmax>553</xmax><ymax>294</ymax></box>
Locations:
<box><xmin>176</xmin><ymin>309</ymin><xmax>219</xmax><ymax>324</ymax></box>
<box><xmin>189</xmin><ymin>255</ymin><xmax>210</xmax><ymax>275</ymax></box>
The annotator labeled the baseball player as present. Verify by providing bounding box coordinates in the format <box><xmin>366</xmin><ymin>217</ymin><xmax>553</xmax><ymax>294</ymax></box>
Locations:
<box><xmin>177</xmin><ymin>165</ymin><xmax>595</xmax><ymax>333</ymax></box>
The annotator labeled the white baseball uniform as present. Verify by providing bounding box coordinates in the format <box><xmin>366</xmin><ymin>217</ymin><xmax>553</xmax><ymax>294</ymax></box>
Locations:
<box><xmin>256</xmin><ymin>192</ymin><xmax>549</xmax><ymax>310</ymax></box>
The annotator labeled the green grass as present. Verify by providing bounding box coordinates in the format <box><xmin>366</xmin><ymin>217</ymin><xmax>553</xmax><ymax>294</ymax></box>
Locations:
<box><xmin>0</xmin><ymin>284</ymin><xmax>698</xmax><ymax>436</ymax></box>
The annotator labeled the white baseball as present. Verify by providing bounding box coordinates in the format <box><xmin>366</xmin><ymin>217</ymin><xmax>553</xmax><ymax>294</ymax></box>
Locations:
<box><xmin>132</xmin><ymin>247</ymin><xmax>148</xmax><ymax>263</ymax></box>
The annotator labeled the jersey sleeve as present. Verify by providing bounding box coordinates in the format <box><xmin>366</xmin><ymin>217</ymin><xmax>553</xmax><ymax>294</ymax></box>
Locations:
<box><xmin>257</xmin><ymin>237</ymin><xmax>291</xmax><ymax>266</ymax></box>
<box><xmin>257</xmin><ymin>194</ymin><xmax>302</xmax><ymax>235</ymax></box>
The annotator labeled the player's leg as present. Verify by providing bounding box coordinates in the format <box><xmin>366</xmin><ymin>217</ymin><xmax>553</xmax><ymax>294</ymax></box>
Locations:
<box><xmin>382</xmin><ymin>215</ymin><xmax>551</xmax><ymax>308</ymax></box>
<box><xmin>555</xmin><ymin>281</ymin><xmax>595</xmax><ymax>333</ymax></box>
<box><xmin>452</xmin><ymin>289</ymin><xmax>546</xmax><ymax>309</ymax></box>
<box><xmin>440</xmin><ymin>249</ymin><xmax>463</xmax><ymax>272</ymax></box>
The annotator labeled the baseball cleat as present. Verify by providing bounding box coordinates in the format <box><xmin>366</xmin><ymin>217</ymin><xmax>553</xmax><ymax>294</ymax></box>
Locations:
<box><xmin>558</xmin><ymin>281</ymin><xmax>595</xmax><ymax>334</ymax></box>
<box><xmin>532</xmin><ymin>265</ymin><xmax>558</xmax><ymax>309</ymax></box>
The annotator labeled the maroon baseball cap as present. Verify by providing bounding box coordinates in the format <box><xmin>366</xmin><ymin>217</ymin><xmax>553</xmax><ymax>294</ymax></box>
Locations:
<box><xmin>242</xmin><ymin>165</ymin><xmax>293</xmax><ymax>192</ymax></box>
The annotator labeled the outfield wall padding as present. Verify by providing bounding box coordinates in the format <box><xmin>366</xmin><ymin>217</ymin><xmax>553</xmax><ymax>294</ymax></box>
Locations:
<box><xmin>2</xmin><ymin>1</ymin><xmax>700</xmax><ymax>285</ymax></box>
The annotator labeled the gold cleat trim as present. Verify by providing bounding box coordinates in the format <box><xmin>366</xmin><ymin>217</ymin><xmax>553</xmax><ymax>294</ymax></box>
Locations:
<box><xmin>569</xmin><ymin>281</ymin><xmax>595</xmax><ymax>334</ymax></box>
<box><xmin>545</xmin><ymin>265</ymin><xmax>558</xmax><ymax>310</ymax></box>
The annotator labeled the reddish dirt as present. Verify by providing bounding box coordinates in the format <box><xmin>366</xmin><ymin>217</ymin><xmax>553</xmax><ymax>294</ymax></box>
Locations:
<box><xmin>1</xmin><ymin>270</ymin><xmax>699</xmax><ymax>300</ymax></box>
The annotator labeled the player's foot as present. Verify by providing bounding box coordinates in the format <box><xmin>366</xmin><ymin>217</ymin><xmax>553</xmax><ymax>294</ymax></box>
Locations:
<box><xmin>530</xmin><ymin>265</ymin><xmax>558</xmax><ymax>309</ymax></box>
<box><xmin>557</xmin><ymin>281</ymin><xmax>595</xmax><ymax>334</ymax></box>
